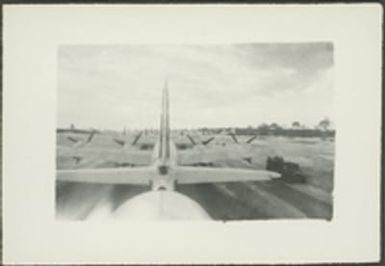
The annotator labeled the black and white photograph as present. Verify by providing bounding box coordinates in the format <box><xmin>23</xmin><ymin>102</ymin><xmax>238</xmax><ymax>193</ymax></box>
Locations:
<box><xmin>3</xmin><ymin>4</ymin><xmax>382</xmax><ymax>265</ymax></box>
<box><xmin>56</xmin><ymin>43</ymin><xmax>335</xmax><ymax>221</ymax></box>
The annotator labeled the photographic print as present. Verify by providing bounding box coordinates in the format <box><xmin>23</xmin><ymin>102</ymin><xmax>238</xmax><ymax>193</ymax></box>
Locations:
<box><xmin>56</xmin><ymin>43</ymin><xmax>335</xmax><ymax>221</ymax></box>
<box><xmin>4</xmin><ymin>4</ymin><xmax>382</xmax><ymax>264</ymax></box>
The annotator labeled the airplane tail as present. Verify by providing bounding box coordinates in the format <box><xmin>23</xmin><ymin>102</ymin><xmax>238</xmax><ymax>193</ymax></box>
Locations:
<box><xmin>57</xmin><ymin>81</ymin><xmax>280</xmax><ymax>186</ymax></box>
<box><xmin>158</xmin><ymin>81</ymin><xmax>170</xmax><ymax>166</ymax></box>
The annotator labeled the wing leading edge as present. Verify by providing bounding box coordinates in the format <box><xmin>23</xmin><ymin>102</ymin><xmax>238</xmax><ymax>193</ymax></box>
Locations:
<box><xmin>174</xmin><ymin>166</ymin><xmax>280</xmax><ymax>184</ymax></box>
<box><xmin>57</xmin><ymin>167</ymin><xmax>154</xmax><ymax>185</ymax></box>
<box><xmin>57</xmin><ymin>166</ymin><xmax>280</xmax><ymax>185</ymax></box>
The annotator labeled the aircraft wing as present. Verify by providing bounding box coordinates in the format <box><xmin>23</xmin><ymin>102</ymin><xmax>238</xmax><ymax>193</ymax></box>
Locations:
<box><xmin>57</xmin><ymin>167</ymin><xmax>154</xmax><ymax>185</ymax></box>
<box><xmin>57</xmin><ymin>147</ymin><xmax>152</xmax><ymax>166</ymax></box>
<box><xmin>174</xmin><ymin>166</ymin><xmax>280</xmax><ymax>184</ymax></box>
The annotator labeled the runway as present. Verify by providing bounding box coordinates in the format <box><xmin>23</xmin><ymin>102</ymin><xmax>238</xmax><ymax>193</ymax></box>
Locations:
<box><xmin>56</xmin><ymin>180</ymin><xmax>332</xmax><ymax>220</ymax></box>
<box><xmin>56</xmin><ymin>133</ymin><xmax>334</xmax><ymax>221</ymax></box>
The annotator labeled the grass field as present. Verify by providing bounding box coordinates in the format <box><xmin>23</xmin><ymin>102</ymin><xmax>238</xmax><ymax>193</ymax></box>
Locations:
<box><xmin>56</xmin><ymin>131</ymin><xmax>334</xmax><ymax>221</ymax></box>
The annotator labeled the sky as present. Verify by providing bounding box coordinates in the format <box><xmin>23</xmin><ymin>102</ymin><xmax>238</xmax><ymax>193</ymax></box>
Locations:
<box><xmin>57</xmin><ymin>43</ymin><xmax>334</xmax><ymax>130</ymax></box>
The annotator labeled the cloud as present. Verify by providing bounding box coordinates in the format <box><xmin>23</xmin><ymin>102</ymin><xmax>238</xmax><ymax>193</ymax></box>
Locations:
<box><xmin>58</xmin><ymin>43</ymin><xmax>334</xmax><ymax>129</ymax></box>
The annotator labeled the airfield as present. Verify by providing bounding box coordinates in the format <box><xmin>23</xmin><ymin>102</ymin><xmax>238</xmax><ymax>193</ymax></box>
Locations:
<box><xmin>56</xmin><ymin>130</ymin><xmax>334</xmax><ymax>221</ymax></box>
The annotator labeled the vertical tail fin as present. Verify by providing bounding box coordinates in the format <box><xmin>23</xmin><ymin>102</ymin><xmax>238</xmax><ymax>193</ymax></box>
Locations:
<box><xmin>158</xmin><ymin>80</ymin><xmax>170</xmax><ymax>165</ymax></box>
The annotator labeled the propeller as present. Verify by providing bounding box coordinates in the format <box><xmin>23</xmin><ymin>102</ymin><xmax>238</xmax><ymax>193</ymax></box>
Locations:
<box><xmin>202</xmin><ymin>136</ymin><xmax>215</xmax><ymax>146</ymax></box>
<box><xmin>113</xmin><ymin>138</ymin><xmax>126</xmax><ymax>147</ymax></box>
<box><xmin>246</xmin><ymin>135</ymin><xmax>258</xmax><ymax>144</ymax></box>
<box><xmin>229</xmin><ymin>132</ymin><xmax>239</xmax><ymax>144</ymax></box>
<box><xmin>67</xmin><ymin>136</ymin><xmax>80</xmax><ymax>144</ymax></box>
<box><xmin>86</xmin><ymin>130</ymin><xmax>97</xmax><ymax>143</ymax></box>
<box><xmin>186</xmin><ymin>134</ymin><xmax>197</xmax><ymax>145</ymax></box>
<box><xmin>131</xmin><ymin>132</ymin><xmax>143</xmax><ymax>145</ymax></box>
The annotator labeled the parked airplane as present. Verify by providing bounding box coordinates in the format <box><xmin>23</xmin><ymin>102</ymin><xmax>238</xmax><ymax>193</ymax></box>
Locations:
<box><xmin>57</xmin><ymin>82</ymin><xmax>280</xmax><ymax>220</ymax></box>
<box><xmin>67</xmin><ymin>130</ymin><xmax>97</xmax><ymax>148</ymax></box>
<box><xmin>113</xmin><ymin>131</ymin><xmax>147</xmax><ymax>149</ymax></box>
<box><xmin>57</xmin><ymin>130</ymin><xmax>98</xmax><ymax>164</ymax></box>
<box><xmin>228</xmin><ymin>132</ymin><xmax>259</xmax><ymax>145</ymax></box>
<box><xmin>186</xmin><ymin>134</ymin><xmax>215</xmax><ymax>147</ymax></box>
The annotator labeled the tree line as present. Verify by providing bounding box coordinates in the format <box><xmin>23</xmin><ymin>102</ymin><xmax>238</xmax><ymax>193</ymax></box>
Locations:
<box><xmin>199</xmin><ymin>118</ymin><xmax>335</xmax><ymax>138</ymax></box>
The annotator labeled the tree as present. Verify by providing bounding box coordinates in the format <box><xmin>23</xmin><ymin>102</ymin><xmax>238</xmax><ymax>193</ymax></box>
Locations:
<box><xmin>291</xmin><ymin>121</ymin><xmax>301</xmax><ymax>129</ymax></box>
<box><xmin>318</xmin><ymin>118</ymin><xmax>331</xmax><ymax>131</ymax></box>
<box><xmin>257</xmin><ymin>123</ymin><xmax>270</xmax><ymax>134</ymax></box>
<box><xmin>269</xmin><ymin>123</ymin><xmax>282</xmax><ymax>131</ymax></box>
<box><xmin>257</xmin><ymin>123</ymin><xmax>269</xmax><ymax>130</ymax></box>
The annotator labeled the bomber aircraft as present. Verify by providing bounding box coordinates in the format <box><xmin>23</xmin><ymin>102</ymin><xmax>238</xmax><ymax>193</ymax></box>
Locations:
<box><xmin>57</xmin><ymin>82</ymin><xmax>280</xmax><ymax>220</ymax></box>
